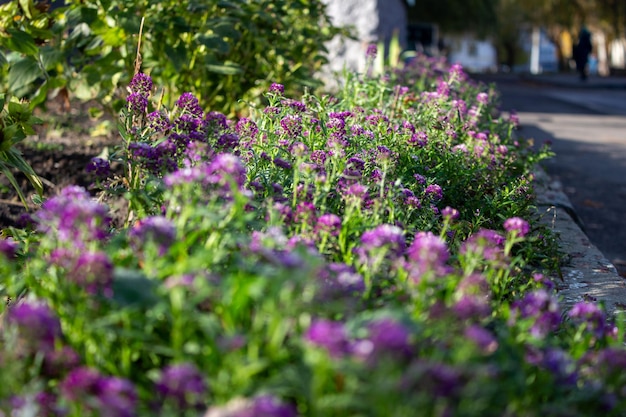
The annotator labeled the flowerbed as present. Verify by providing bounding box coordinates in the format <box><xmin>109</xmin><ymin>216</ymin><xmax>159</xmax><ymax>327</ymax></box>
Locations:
<box><xmin>1</xmin><ymin>52</ymin><xmax>625</xmax><ymax>416</ymax></box>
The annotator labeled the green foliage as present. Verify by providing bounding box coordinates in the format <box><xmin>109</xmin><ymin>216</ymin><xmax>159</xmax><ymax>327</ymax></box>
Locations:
<box><xmin>0</xmin><ymin>93</ymin><xmax>43</xmax><ymax>206</ymax></box>
<box><xmin>0</xmin><ymin>0</ymin><xmax>349</xmax><ymax>117</ymax></box>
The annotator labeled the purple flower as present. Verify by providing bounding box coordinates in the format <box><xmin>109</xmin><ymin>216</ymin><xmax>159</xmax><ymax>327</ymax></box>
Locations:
<box><xmin>69</xmin><ymin>250</ymin><xmax>114</xmax><ymax>296</ymax></box>
<box><xmin>156</xmin><ymin>363</ymin><xmax>207</xmax><ymax>410</ymax></box>
<box><xmin>315</xmin><ymin>213</ymin><xmax>342</xmax><ymax>236</ymax></box>
<box><xmin>130</xmin><ymin>215</ymin><xmax>176</xmax><ymax>255</ymax></box>
<box><xmin>305</xmin><ymin>318</ymin><xmax>349</xmax><ymax>357</ymax></box>
<box><xmin>360</xmin><ymin>224</ymin><xmax>406</xmax><ymax>255</ymax></box>
<box><xmin>367</xmin><ymin>318</ymin><xmax>412</xmax><ymax>357</ymax></box>
<box><xmin>452</xmin><ymin>294</ymin><xmax>491</xmax><ymax>320</ymax></box>
<box><xmin>476</xmin><ymin>92</ymin><xmax>489</xmax><ymax>105</ymax></box>
<box><xmin>424</xmin><ymin>184</ymin><xmax>443</xmax><ymax>201</ymax></box>
<box><xmin>8</xmin><ymin>302</ymin><xmax>62</xmax><ymax>352</ymax></box>
<box><xmin>503</xmin><ymin>217</ymin><xmax>530</xmax><ymax>237</ymax></box>
<box><xmin>60</xmin><ymin>368</ymin><xmax>137</xmax><ymax>417</ymax></box>
<box><xmin>147</xmin><ymin>110</ymin><xmax>171</xmax><ymax>132</ymax></box>
<box><xmin>0</xmin><ymin>237</ymin><xmax>18</xmax><ymax>259</ymax></box>
<box><xmin>36</xmin><ymin>186</ymin><xmax>110</xmax><ymax>244</ymax></box>
<box><xmin>127</xmin><ymin>92</ymin><xmax>148</xmax><ymax>114</ymax></box>
<box><xmin>464</xmin><ymin>325</ymin><xmax>498</xmax><ymax>354</ymax></box>
<box><xmin>206</xmin><ymin>153</ymin><xmax>247</xmax><ymax>189</ymax></box>
<box><xmin>217</xmin><ymin>133</ymin><xmax>240</xmax><ymax>151</ymax></box>
<box><xmin>204</xmin><ymin>111</ymin><xmax>229</xmax><ymax>133</ymax></box>
<box><xmin>269</xmin><ymin>83</ymin><xmax>285</xmax><ymax>94</ymax></box>
<box><xmin>176</xmin><ymin>92</ymin><xmax>204</xmax><ymax>117</ymax></box>
<box><xmin>236</xmin><ymin>117</ymin><xmax>259</xmax><ymax>140</ymax></box>
<box><xmin>366</xmin><ymin>43</ymin><xmax>377</xmax><ymax>60</ymax></box>
<box><xmin>98</xmin><ymin>377</ymin><xmax>138</xmax><ymax>417</ymax></box>
<box><xmin>86</xmin><ymin>157</ymin><xmax>111</xmax><ymax>178</ymax></box>
<box><xmin>316</xmin><ymin>262</ymin><xmax>365</xmax><ymax>300</ymax></box>
<box><xmin>128</xmin><ymin>72</ymin><xmax>153</xmax><ymax>96</ymax></box>
<box><xmin>441</xmin><ymin>206</ymin><xmax>459</xmax><ymax>221</ymax></box>
<box><xmin>43</xmin><ymin>346</ymin><xmax>81</xmax><ymax>378</ymax></box>
<box><xmin>60</xmin><ymin>367</ymin><xmax>103</xmax><ymax>400</ymax></box>
<box><xmin>243</xmin><ymin>395</ymin><xmax>298</xmax><ymax>417</ymax></box>
<box><xmin>460</xmin><ymin>229</ymin><xmax>505</xmax><ymax>262</ymax></box>
<box><xmin>568</xmin><ymin>301</ymin><xmax>607</xmax><ymax>337</ymax></box>
<box><xmin>406</xmin><ymin>231</ymin><xmax>449</xmax><ymax>276</ymax></box>
<box><xmin>414</xmin><ymin>174</ymin><xmax>426</xmax><ymax>185</ymax></box>
<box><xmin>273</xmin><ymin>157</ymin><xmax>293</xmax><ymax>170</ymax></box>
<box><xmin>207</xmin><ymin>395</ymin><xmax>297</xmax><ymax>417</ymax></box>
<box><xmin>408</xmin><ymin>131</ymin><xmax>428</xmax><ymax>147</ymax></box>
<box><xmin>510</xmin><ymin>289</ymin><xmax>561</xmax><ymax>338</ymax></box>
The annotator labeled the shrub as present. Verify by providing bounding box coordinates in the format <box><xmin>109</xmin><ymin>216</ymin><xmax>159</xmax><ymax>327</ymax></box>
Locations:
<box><xmin>0</xmin><ymin>0</ymin><xmax>349</xmax><ymax>116</ymax></box>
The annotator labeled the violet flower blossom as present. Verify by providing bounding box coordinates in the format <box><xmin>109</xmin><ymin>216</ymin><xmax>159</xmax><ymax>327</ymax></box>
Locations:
<box><xmin>35</xmin><ymin>186</ymin><xmax>110</xmax><ymax>245</ymax></box>
<box><xmin>69</xmin><ymin>250</ymin><xmax>114</xmax><ymax>296</ymax></box>
<box><xmin>510</xmin><ymin>289</ymin><xmax>561</xmax><ymax>338</ymax></box>
<box><xmin>176</xmin><ymin>92</ymin><xmax>204</xmax><ymax>117</ymax></box>
<box><xmin>8</xmin><ymin>301</ymin><xmax>62</xmax><ymax>352</ymax></box>
<box><xmin>60</xmin><ymin>367</ymin><xmax>137</xmax><ymax>417</ymax></box>
<box><xmin>503</xmin><ymin>217</ymin><xmax>530</xmax><ymax>238</ymax></box>
<box><xmin>156</xmin><ymin>363</ymin><xmax>207</xmax><ymax>410</ymax></box>
<box><xmin>269</xmin><ymin>83</ymin><xmax>284</xmax><ymax>94</ymax></box>
<box><xmin>305</xmin><ymin>318</ymin><xmax>350</xmax><ymax>358</ymax></box>
<box><xmin>406</xmin><ymin>231</ymin><xmax>450</xmax><ymax>277</ymax></box>
<box><xmin>129</xmin><ymin>215</ymin><xmax>176</xmax><ymax>255</ymax></box>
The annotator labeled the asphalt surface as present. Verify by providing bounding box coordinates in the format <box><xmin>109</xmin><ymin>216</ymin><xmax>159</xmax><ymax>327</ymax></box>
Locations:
<box><xmin>472</xmin><ymin>73</ymin><xmax>626</xmax><ymax>277</ymax></box>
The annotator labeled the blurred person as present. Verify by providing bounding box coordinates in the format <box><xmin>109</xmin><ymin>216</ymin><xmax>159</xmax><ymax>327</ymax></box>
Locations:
<box><xmin>573</xmin><ymin>27</ymin><xmax>592</xmax><ymax>81</ymax></box>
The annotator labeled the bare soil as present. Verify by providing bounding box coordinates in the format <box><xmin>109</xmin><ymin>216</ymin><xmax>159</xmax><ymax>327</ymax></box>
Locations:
<box><xmin>0</xmin><ymin>98</ymin><xmax>118</xmax><ymax>229</ymax></box>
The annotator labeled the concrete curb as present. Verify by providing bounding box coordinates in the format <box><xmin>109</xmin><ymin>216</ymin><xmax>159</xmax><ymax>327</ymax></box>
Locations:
<box><xmin>534</xmin><ymin>168</ymin><xmax>626</xmax><ymax>316</ymax></box>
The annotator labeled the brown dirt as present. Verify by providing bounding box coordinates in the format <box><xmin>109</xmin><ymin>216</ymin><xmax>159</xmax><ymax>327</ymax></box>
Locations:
<box><xmin>0</xmin><ymin>98</ymin><xmax>118</xmax><ymax>229</ymax></box>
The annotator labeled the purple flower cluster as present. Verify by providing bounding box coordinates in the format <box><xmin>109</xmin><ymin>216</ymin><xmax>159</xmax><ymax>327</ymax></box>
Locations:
<box><xmin>568</xmin><ymin>301</ymin><xmax>609</xmax><ymax>338</ymax></box>
<box><xmin>510</xmin><ymin>289</ymin><xmax>561</xmax><ymax>338</ymax></box>
<box><xmin>164</xmin><ymin>153</ymin><xmax>247</xmax><ymax>198</ymax></box>
<box><xmin>356</xmin><ymin>224</ymin><xmax>406</xmax><ymax>268</ymax></box>
<box><xmin>127</xmin><ymin>73</ymin><xmax>152</xmax><ymax>116</ymax></box>
<box><xmin>8</xmin><ymin>301</ymin><xmax>62</xmax><ymax>352</ymax></box>
<box><xmin>176</xmin><ymin>92</ymin><xmax>204</xmax><ymax>117</ymax></box>
<box><xmin>460</xmin><ymin>229</ymin><xmax>505</xmax><ymax>263</ymax></box>
<box><xmin>129</xmin><ymin>215</ymin><xmax>176</xmax><ymax>255</ymax></box>
<box><xmin>316</xmin><ymin>262</ymin><xmax>365</xmax><ymax>303</ymax></box>
<box><xmin>156</xmin><ymin>363</ymin><xmax>207</xmax><ymax>410</ymax></box>
<box><xmin>406</xmin><ymin>231</ymin><xmax>450</xmax><ymax>279</ymax></box>
<box><xmin>503</xmin><ymin>216</ymin><xmax>530</xmax><ymax>238</ymax></box>
<box><xmin>269</xmin><ymin>83</ymin><xmax>285</xmax><ymax>95</ymax></box>
<box><xmin>86</xmin><ymin>157</ymin><xmax>111</xmax><ymax>178</ymax></box>
<box><xmin>128</xmin><ymin>72</ymin><xmax>153</xmax><ymax>96</ymax></box>
<box><xmin>305</xmin><ymin>316</ymin><xmax>413</xmax><ymax>363</ymax></box>
<box><xmin>69</xmin><ymin>250</ymin><xmax>114</xmax><ymax>296</ymax></box>
<box><xmin>35</xmin><ymin>186</ymin><xmax>110</xmax><ymax>244</ymax></box>
<box><xmin>129</xmin><ymin>140</ymin><xmax>178</xmax><ymax>174</ymax></box>
<box><xmin>60</xmin><ymin>367</ymin><xmax>137</xmax><ymax>417</ymax></box>
<box><xmin>0</xmin><ymin>237</ymin><xmax>18</xmax><ymax>259</ymax></box>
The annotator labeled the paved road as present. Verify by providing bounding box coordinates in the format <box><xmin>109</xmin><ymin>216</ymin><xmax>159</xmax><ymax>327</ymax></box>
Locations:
<box><xmin>474</xmin><ymin>75</ymin><xmax>626</xmax><ymax>276</ymax></box>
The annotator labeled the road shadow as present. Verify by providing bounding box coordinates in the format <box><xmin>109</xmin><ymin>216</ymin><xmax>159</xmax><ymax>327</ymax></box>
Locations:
<box><xmin>514</xmin><ymin>122</ymin><xmax>626</xmax><ymax>276</ymax></box>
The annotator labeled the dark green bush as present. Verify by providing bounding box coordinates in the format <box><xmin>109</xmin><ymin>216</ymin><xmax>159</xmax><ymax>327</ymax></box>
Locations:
<box><xmin>0</xmin><ymin>0</ymin><xmax>349</xmax><ymax>116</ymax></box>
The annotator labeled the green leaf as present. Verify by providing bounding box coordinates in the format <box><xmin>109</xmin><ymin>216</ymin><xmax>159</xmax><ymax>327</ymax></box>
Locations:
<box><xmin>0</xmin><ymin>160</ymin><xmax>28</xmax><ymax>207</ymax></box>
<box><xmin>195</xmin><ymin>34</ymin><xmax>230</xmax><ymax>54</ymax></box>
<box><xmin>40</xmin><ymin>46</ymin><xmax>63</xmax><ymax>70</ymax></box>
<box><xmin>5</xmin><ymin>29</ymin><xmax>39</xmax><ymax>56</ymax></box>
<box><xmin>4</xmin><ymin>148</ymin><xmax>43</xmax><ymax>195</ymax></box>
<box><xmin>0</xmin><ymin>50</ymin><xmax>7</xmax><ymax>67</ymax></box>
<box><xmin>8</xmin><ymin>57</ymin><xmax>43</xmax><ymax>94</ymax></box>
<box><xmin>206</xmin><ymin>62</ymin><xmax>243</xmax><ymax>75</ymax></box>
<box><xmin>18</xmin><ymin>0</ymin><xmax>33</xmax><ymax>19</ymax></box>
<box><xmin>111</xmin><ymin>268</ymin><xmax>161</xmax><ymax>308</ymax></box>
